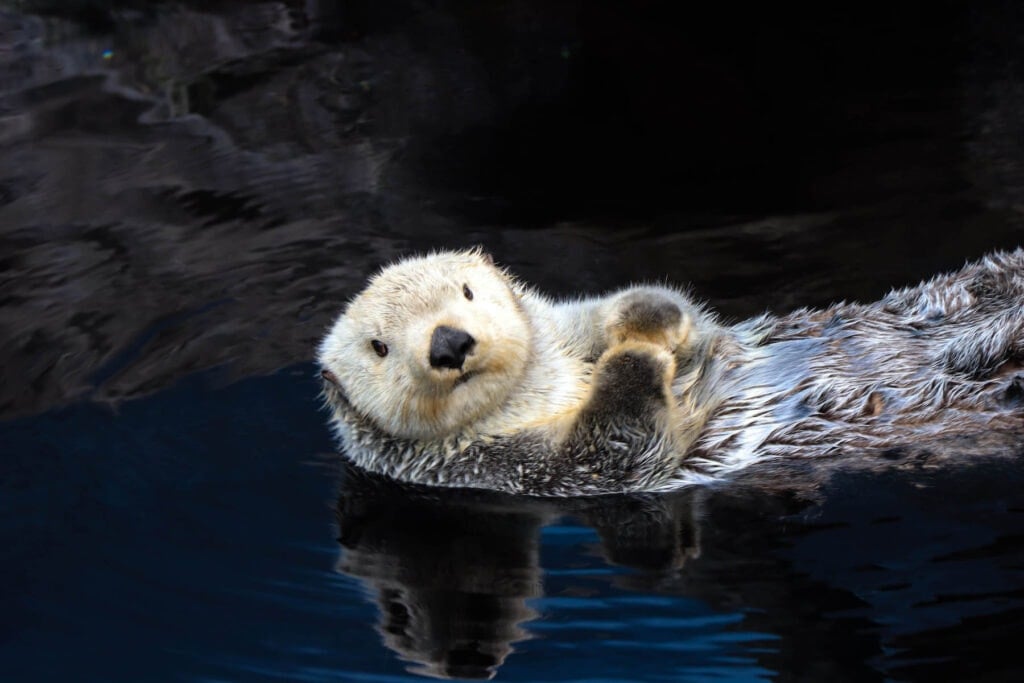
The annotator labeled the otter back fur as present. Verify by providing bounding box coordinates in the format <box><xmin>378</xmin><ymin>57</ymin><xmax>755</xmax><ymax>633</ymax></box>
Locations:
<box><xmin>318</xmin><ymin>248</ymin><xmax>1024</xmax><ymax>496</ymax></box>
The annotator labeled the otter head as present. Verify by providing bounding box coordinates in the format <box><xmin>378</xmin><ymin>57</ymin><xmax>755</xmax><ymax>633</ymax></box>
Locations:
<box><xmin>318</xmin><ymin>249</ymin><xmax>532</xmax><ymax>440</ymax></box>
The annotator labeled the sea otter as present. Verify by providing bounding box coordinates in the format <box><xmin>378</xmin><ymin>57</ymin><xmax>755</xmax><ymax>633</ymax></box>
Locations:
<box><xmin>317</xmin><ymin>248</ymin><xmax>1024</xmax><ymax>496</ymax></box>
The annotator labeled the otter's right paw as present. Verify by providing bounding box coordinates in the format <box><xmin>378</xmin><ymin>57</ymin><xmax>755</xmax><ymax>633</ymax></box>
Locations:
<box><xmin>606</xmin><ymin>291</ymin><xmax>692</xmax><ymax>354</ymax></box>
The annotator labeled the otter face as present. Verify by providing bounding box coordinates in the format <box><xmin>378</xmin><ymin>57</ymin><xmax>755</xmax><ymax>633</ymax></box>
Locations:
<box><xmin>319</xmin><ymin>250</ymin><xmax>532</xmax><ymax>440</ymax></box>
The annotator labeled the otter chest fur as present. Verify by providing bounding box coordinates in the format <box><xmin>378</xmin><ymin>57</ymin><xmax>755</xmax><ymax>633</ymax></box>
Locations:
<box><xmin>318</xmin><ymin>248</ymin><xmax>1024</xmax><ymax>496</ymax></box>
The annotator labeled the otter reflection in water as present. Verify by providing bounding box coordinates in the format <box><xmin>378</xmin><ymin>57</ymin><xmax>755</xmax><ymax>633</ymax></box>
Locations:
<box><xmin>335</xmin><ymin>466</ymin><xmax>548</xmax><ymax>679</ymax></box>
<box><xmin>334</xmin><ymin>465</ymin><xmax>710</xmax><ymax>679</ymax></box>
<box><xmin>334</xmin><ymin>451</ymin><xmax>1024</xmax><ymax>681</ymax></box>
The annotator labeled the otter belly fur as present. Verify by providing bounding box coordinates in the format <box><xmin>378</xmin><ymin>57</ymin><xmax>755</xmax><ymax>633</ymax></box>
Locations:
<box><xmin>318</xmin><ymin>248</ymin><xmax>1024</xmax><ymax>496</ymax></box>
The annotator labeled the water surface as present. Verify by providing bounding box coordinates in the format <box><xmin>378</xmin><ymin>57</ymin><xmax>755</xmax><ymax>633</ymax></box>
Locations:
<box><xmin>3</xmin><ymin>2</ymin><xmax>1024</xmax><ymax>681</ymax></box>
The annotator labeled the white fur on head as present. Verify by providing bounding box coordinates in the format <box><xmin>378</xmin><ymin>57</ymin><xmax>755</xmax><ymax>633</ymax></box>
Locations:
<box><xmin>318</xmin><ymin>248</ymin><xmax>533</xmax><ymax>440</ymax></box>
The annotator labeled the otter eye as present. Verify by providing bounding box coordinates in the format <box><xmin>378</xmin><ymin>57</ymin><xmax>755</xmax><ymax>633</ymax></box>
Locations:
<box><xmin>370</xmin><ymin>339</ymin><xmax>388</xmax><ymax>357</ymax></box>
<box><xmin>463</xmin><ymin>283</ymin><xmax>473</xmax><ymax>301</ymax></box>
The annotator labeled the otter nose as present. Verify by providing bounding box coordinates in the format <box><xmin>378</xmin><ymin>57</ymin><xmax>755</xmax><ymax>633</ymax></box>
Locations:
<box><xmin>429</xmin><ymin>326</ymin><xmax>476</xmax><ymax>370</ymax></box>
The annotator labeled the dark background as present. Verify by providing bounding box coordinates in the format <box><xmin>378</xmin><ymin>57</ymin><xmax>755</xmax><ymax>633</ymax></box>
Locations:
<box><xmin>2</xmin><ymin>0</ymin><xmax>1023</xmax><ymax>419</ymax></box>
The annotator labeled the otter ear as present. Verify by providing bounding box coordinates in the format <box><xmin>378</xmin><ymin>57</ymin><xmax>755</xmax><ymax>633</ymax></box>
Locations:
<box><xmin>321</xmin><ymin>368</ymin><xmax>346</xmax><ymax>395</ymax></box>
<box><xmin>321</xmin><ymin>369</ymin><xmax>348</xmax><ymax>402</ymax></box>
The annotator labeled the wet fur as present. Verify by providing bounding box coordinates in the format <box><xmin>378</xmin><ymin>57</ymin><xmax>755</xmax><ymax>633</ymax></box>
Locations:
<box><xmin>692</xmin><ymin>249</ymin><xmax>1024</xmax><ymax>479</ymax></box>
<box><xmin>320</xmin><ymin>248</ymin><xmax>1024</xmax><ymax>496</ymax></box>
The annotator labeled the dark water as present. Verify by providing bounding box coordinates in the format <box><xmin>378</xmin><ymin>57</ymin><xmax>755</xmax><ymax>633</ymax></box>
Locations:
<box><xmin>3</xmin><ymin>2</ymin><xmax>1024</xmax><ymax>681</ymax></box>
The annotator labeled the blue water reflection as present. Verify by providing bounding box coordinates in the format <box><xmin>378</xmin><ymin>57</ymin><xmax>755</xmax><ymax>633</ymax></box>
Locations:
<box><xmin>0</xmin><ymin>367</ymin><xmax>761</xmax><ymax>681</ymax></box>
<box><xmin>5</xmin><ymin>365</ymin><xmax>1022</xmax><ymax>680</ymax></box>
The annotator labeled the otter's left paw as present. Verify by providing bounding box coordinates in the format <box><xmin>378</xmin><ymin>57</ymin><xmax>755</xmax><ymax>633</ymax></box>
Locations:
<box><xmin>606</xmin><ymin>291</ymin><xmax>692</xmax><ymax>353</ymax></box>
<box><xmin>587</xmin><ymin>340</ymin><xmax>677</xmax><ymax>418</ymax></box>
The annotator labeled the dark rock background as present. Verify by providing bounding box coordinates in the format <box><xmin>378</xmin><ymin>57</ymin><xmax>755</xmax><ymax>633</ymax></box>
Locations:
<box><xmin>1</xmin><ymin>0</ymin><xmax>1022</xmax><ymax>417</ymax></box>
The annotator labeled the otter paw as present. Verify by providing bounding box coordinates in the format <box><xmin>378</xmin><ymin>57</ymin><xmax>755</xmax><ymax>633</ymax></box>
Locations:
<box><xmin>591</xmin><ymin>340</ymin><xmax>677</xmax><ymax>415</ymax></box>
<box><xmin>606</xmin><ymin>291</ymin><xmax>692</xmax><ymax>353</ymax></box>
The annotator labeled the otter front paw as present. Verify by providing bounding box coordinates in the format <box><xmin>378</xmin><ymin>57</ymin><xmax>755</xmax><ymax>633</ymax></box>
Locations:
<box><xmin>606</xmin><ymin>291</ymin><xmax>692</xmax><ymax>354</ymax></box>
<box><xmin>587</xmin><ymin>340</ymin><xmax>677</xmax><ymax>419</ymax></box>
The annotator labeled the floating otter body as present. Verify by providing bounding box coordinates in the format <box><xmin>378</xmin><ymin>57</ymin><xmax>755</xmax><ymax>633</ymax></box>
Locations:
<box><xmin>318</xmin><ymin>248</ymin><xmax>1024</xmax><ymax>496</ymax></box>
